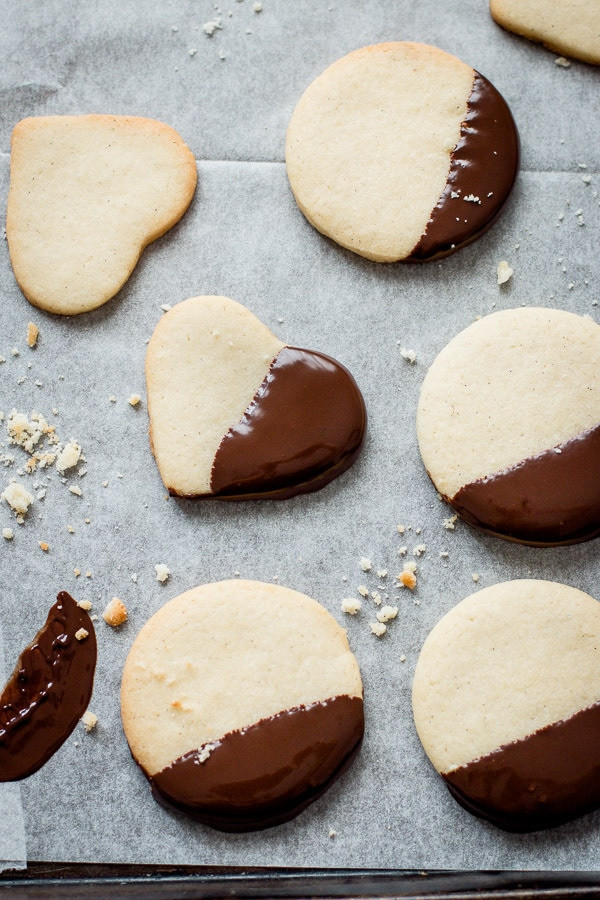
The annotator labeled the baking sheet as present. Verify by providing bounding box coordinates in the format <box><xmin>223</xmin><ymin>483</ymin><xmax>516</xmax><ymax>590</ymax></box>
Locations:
<box><xmin>0</xmin><ymin>0</ymin><xmax>599</xmax><ymax>871</ymax></box>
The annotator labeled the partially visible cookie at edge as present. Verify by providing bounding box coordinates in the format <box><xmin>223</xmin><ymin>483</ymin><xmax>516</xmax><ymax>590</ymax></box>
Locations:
<box><xmin>412</xmin><ymin>579</ymin><xmax>600</xmax><ymax>832</ymax></box>
<box><xmin>417</xmin><ymin>307</ymin><xmax>600</xmax><ymax>546</ymax></box>
<box><xmin>286</xmin><ymin>42</ymin><xmax>519</xmax><ymax>263</ymax></box>
<box><xmin>490</xmin><ymin>0</ymin><xmax>600</xmax><ymax>65</ymax></box>
<box><xmin>6</xmin><ymin>115</ymin><xmax>197</xmax><ymax>315</ymax></box>
<box><xmin>121</xmin><ymin>580</ymin><xmax>364</xmax><ymax>831</ymax></box>
<box><xmin>145</xmin><ymin>296</ymin><xmax>367</xmax><ymax>500</ymax></box>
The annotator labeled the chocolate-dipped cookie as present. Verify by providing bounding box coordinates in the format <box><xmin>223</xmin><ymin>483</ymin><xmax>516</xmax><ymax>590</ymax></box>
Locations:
<box><xmin>412</xmin><ymin>580</ymin><xmax>600</xmax><ymax>832</ymax></box>
<box><xmin>286</xmin><ymin>42</ymin><xmax>519</xmax><ymax>263</ymax></box>
<box><xmin>145</xmin><ymin>296</ymin><xmax>366</xmax><ymax>499</ymax></box>
<box><xmin>0</xmin><ymin>591</ymin><xmax>96</xmax><ymax>781</ymax></box>
<box><xmin>120</xmin><ymin>580</ymin><xmax>364</xmax><ymax>831</ymax></box>
<box><xmin>417</xmin><ymin>307</ymin><xmax>600</xmax><ymax>546</ymax></box>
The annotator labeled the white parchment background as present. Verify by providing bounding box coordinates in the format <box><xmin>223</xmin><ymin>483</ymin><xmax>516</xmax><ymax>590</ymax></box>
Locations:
<box><xmin>0</xmin><ymin>0</ymin><xmax>599</xmax><ymax>870</ymax></box>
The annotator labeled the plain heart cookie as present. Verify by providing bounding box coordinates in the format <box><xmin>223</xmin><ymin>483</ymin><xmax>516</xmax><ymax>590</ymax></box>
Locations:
<box><xmin>121</xmin><ymin>580</ymin><xmax>364</xmax><ymax>831</ymax></box>
<box><xmin>6</xmin><ymin>115</ymin><xmax>197</xmax><ymax>315</ymax></box>
<box><xmin>145</xmin><ymin>296</ymin><xmax>367</xmax><ymax>499</ymax></box>
<box><xmin>417</xmin><ymin>307</ymin><xmax>600</xmax><ymax>546</ymax></box>
<box><xmin>490</xmin><ymin>0</ymin><xmax>600</xmax><ymax>66</ymax></box>
<box><xmin>286</xmin><ymin>42</ymin><xmax>519</xmax><ymax>263</ymax></box>
<box><xmin>412</xmin><ymin>580</ymin><xmax>600</xmax><ymax>832</ymax></box>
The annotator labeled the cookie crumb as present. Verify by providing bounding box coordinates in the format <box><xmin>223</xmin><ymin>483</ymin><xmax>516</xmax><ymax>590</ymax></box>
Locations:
<box><xmin>400</xmin><ymin>348</ymin><xmax>416</xmax><ymax>364</ymax></box>
<box><xmin>160</xmin><ymin>304</ymin><xmax>172</xmax><ymax>312</ymax></box>
<box><xmin>253</xmin><ymin>1</ymin><xmax>262</xmax><ymax>9</ymax></box>
<box><xmin>396</xmin><ymin>525</ymin><xmax>405</xmax><ymax>534</ymax></box>
<box><xmin>39</xmin><ymin>541</ymin><xmax>49</xmax><ymax>552</ymax></box>
<box><xmin>377</xmin><ymin>569</ymin><xmax>388</xmax><ymax>579</ymax></box>
<box><xmin>103</xmin><ymin>597</ymin><xmax>128</xmax><ymax>627</ymax></box>
<box><xmin>74</xmin><ymin>568</ymin><xmax>81</xmax><ymax>577</ymax></box>
<box><xmin>359</xmin><ymin>556</ymin><xmax>372</xmax><ymax>572</ymax></box>
<box><xmin>341</xmin><ymin>598</ymin><xmax>361</xmax><ymax>615</ymax></box>
<box><xmin>82</xmin><ymin>711</ymin><xmax>98</xmax><ymax>732</ymax></box>
<box><xmin>68</xmin><ymin>485</ymin><xmax>83</xmax><ymax>497</ymax></box>
<box><xmin>1</xmin><ymin>481</ymin><xmax>34</xmax><ymax>517</ymax></box>
<box><xmin>56</xmin><ymin>441</ymin><xmax>81</xmax><ymax>474</ymax></box>
<box><xmin>67</xmin><ymin>524</ymin><xmax>75</xmax><ymax>533</ymax></box>
<box><xmin>472</xmin><ymin>573</ymin><xmax>480</xmax><ymax>583</ymax></box>
<box><xmin>377</xmin><ymin>605</ymin><xmax>398</xmax><ymax>623</ymax></box>
<box><xmin>155</xmin><ymin>563</ymin><xmax>170</xmax><ymax>583</ymax></box>
<box><xmin>555</xmin><ymin>56</ymin><xmax>571</xmax><ymax>67</ymax></box>
<box><xmin>128</xmin><ymin>394</ymin><xmax>141</xmax><ymax>407</ymax></box>
<box><xmin>400</xmin><ymin>654</ymin><xmax>406</xmax><ymax>662</ymax></box>
<box><xmin>371</xmin><ymin>590</ymin><xmax>382</xmax><ymax>606</ymax></box>
<box><xmin>77</xmin><ymin>599</ymin><xmax>92</xmax><ymax>611</ymax></box>
<box><xmin>26</xmin><ymin>323</ymin><xmax>39</xmax><ymax>348</ymax></box>
<box><xmin>412</xmin><ymin>543</ymin><xmax>427</xmax><ymax>557</ymax></box>
<box><xmin>370</xmin><ymin>622</ymin><xmax>387</xmax><ymax>637</ymax></box>
<box><xmin>328</xmin><ymin>829</ymin><xmax>336</xmax><ymax>839</ymax></box>
<box><xmin>2</xmin><ymin>527</ymin><xmax>13</xmax><ymax>540</ymax></box>
<box><xmin>443</xmin><ymin>515</ymin><xmax>458</xmax><ymax>530</ymax></box>
<box><xmin>397</xmin><ymin>561</ymin><xmax>417</xmax><ymax>590</ymax></box>
<box><xmin>497</xmin><ymin>260</ymin><xmax>513</xmax><ymax>285</ymax></box>
<box><xmin>203</xmin><ymin>17</ymin><xmax>222</xmax><ymax>34</ymax></box>
<box><xmin>196</xmin><ymin>743</ymin><xmax>217</xmax><ymax>764</ymax></box>
<box><xmin>75</xmin><ymin>628</ymin><xmax>89</xmax><ymax>641</ymax></box>
<box><xmin>357</xmin><ymin>585</ymin><xmax>369</xmax><ymax>598</ymax></box>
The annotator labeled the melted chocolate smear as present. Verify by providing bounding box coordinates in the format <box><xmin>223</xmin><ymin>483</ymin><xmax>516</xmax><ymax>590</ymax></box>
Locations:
<box><xmin>149</xmin><ymin>696</ymin><xmax>364</xmax><ymax>832</ymax></box>
<box><xmin>444</xmin><ymin>702</ymin><xmax>600</xmax><ymax>832</ymax></box>
<box><xmin>208</xmin><ymin>346</ymin><xmax>366</xmax><ymax>500</ymax></box>
<box><xmin>409</xmin><ymin>71</ymin><xmax>519</xmax><ymax>261</ymax></box>
<box><xmin>449</xmin><ymin>423</ymin><xmax>600</xmax><ymax>546</ymax></box>
<box><xmin>0</xmin><ymin>591</ymin><xmax>96</xmax><ymax>781</ymax></box>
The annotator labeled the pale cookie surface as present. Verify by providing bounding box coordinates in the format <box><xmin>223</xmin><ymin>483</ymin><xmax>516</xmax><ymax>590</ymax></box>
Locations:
<box><xmin>7</xmin><ymin>115</ymin><xmax>197</xmax><ymax>315</ymax></box>
<box><xmin>491</xmin><ymin>0</ymin><xmax>600</xmax><ymax>65</ymax></box>
<box><xmin>145</xmin><ymin>296</ymin><xmax>366</xmax><ymax>499</ymax></box>
<box><xmin>417</xmin><ymin>307</ymin><xmax>600</xmax><ymax>545</ymax></box>
<box><xmin>412</xmin><ymin>580</ymin><xmax>600</xmax><ymax>831</ymax></box>
<box><xmin>121</xmin><ymin>580</ymin><xmax>364</xmax><ymax>831</ymax></box>
<box><xmin>286</xmin><ymin>42</ymin><xmax>518</xmax><ymax>262</ymax></box>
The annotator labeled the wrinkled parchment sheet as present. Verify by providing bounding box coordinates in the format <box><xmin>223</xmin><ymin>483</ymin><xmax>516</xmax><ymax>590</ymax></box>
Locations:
<box><xmin>0</xmin><ymin>0</ymin><xmax>599</xmax><ymax>871</ymax></box>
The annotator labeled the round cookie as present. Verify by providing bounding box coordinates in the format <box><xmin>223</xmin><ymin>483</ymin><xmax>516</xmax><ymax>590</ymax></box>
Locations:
<box><xmin>145</xmin><ymin>296</ymin><xmax>366</xmax><ymax>500</ymax></box>
<box><xmin>412</xmin><ymin>580</ymin><xmax>600</xmax><ymax>832</ymax></box>
<box><xmin>491</xmin><ymin>0</ymin><xmax>600</xmax><ymax>66</ymax></box>
<box><xmin>285</xmin><ymin>42</ymin><xmax>519</xmax><ymax>263</ymax></box>
<box><xmin>417</xmin><ymin>307</ymin><xmax>600</xmax><ymax>546</ymax></box>
<box><xmin>121</xmin><ymin>580</ymin><xmax>364</xmax><ymax>831</ymax></box>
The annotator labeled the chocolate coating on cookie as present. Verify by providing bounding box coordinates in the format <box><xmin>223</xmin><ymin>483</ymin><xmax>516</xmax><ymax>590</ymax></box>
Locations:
<box><xmin>150</xmin><ymin>697</ymin><xmax>364</xmax><ymax>831</ymax></box>
<box><xmin>0</xmin><ymin>591</ymin><xmax>96</xmax><ymax>781</ymax></box>
<box><xmin>444</xmin><ymin>702</ymin><xmax>600</xmax><ymax>832</ymax></box>
<box><xmin>450</xmin><ymin>423</ymin><xmax>600</xmax><ymax>546</ymax></box>
<box><xmin>209</xmin><ymin>347</ymin><xmax>366</xmax><ymax>500</ymax></box>
<box><xmin>409</xmin><ymin>72</ymin><xmax>519</xmax><ymax>261</ymax></box>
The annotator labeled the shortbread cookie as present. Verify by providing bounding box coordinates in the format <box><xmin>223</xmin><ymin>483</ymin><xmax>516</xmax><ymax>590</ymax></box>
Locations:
<box><xmin>7</xmin><ymin>116</ymin><xmax>197</xmax><ymax>315</ymax></box>
<box><xmin>413</xmin><ymin>580</ymin><xmax>600</xmax><ymax>832</ymax></box>
<box><xmin>121</xmin><ymin>580</ymin><xmax>364</xmax><ymax>831</ymax></box>
<box><xmin>145</xmin><ymin>296</ymin><xmax>366</xmax><ymax>499</ymax></box>
<box><xmin>286</xmin><ymin>42</ymin><xmax>519</xmax><ymax>263</ymax></box>
<box><xmin>491</xmin><ymin>0</ymin><xmax>600</xmax><ymax>66</ymax></box>
<box><xmin>417</xmin><ymin>308</ymin><xmax>600</xmax><ymax>545</ymax></box>
<box><xmin>0</xmin><ymin>591</ymin><xmax>96</xmax><ymax>781</ymax></box>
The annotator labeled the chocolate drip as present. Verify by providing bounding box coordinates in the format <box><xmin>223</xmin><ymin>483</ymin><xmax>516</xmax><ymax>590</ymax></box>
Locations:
<box><xmin>449</xmin><ymin>423</ymin><xmax>600</xmax><ymax>546</ymax></box>
<box><xmin>409</xmin><ymin>71</ymin><xmax>519</xmax><ymax>261</ymax></box>
<box><xmin>444</xmin><ymin>702</ymin><xmax>600</xmax><ymax>832</ymax></box>
<box><xmin>208</xmin><ymin>346</ymin><xmax>366</xmax><ymax>500</ymax></box>
<box><xmin>0</xmin><ymin>591</ymin><xmax>97</xmax><ymax>781</ymax></box>
<box><xmin>149</xmin><ymin>696</ymin><xmax>364</xmax><ymax>832</ymax></box>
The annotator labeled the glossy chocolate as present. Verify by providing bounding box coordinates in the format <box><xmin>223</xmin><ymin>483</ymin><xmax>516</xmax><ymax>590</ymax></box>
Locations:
<box><xmin>444</xmin><ymin>701</ymin><xmax>600</xmax><ymax>832</ymax></box>
<box><xmin>208</xmin><ymin>346</ymin><xmax>366</xmax><ymax>500</ymax></box>
<box><xmin>448</xmin><ymin>423</ymin><xmax>600</xmax><ymax>546</ymax></box>
<box><xmin>409</xmin><ymin>71</ymin><xmax>519</xmax><ymax>261</ymax></box>
<box><xmin>0</xmin><ymin>591</ymin><xmax>96</xmax><ymax>781</ymax></box>
<box><xmin>149</xmin><ymin>696</ymin><xmax>364</xmax><ymax>831</ymax></box>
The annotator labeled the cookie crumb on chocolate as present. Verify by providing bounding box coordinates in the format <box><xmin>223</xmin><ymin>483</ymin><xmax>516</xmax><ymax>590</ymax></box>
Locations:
<box><xmin>103</xmin><ymin>597</ymin><xmax>128</xmax><ymax>627</ymax></box>
<box><xmin>75</xmin><ymin>628</ymin><xmax>89</xmax><ymax>641</ymax></box>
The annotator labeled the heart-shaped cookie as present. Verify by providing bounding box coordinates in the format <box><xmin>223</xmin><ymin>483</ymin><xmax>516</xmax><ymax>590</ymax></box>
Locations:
<box><xmin>7</xmin><ymin>115</ymin><xmax>197</xmax><ymax>315</ymax></box>
<box><xmin>145</xmin><ymin>296</ymin><xmax>367</xmax><ymax>499</ymax></box>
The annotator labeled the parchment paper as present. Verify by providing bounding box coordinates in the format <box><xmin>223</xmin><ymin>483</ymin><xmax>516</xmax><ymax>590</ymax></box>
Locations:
<box><xmin>0</xmin><ymin>0</ymin><xmax>599</xmax><ymax>871</ymax></box>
